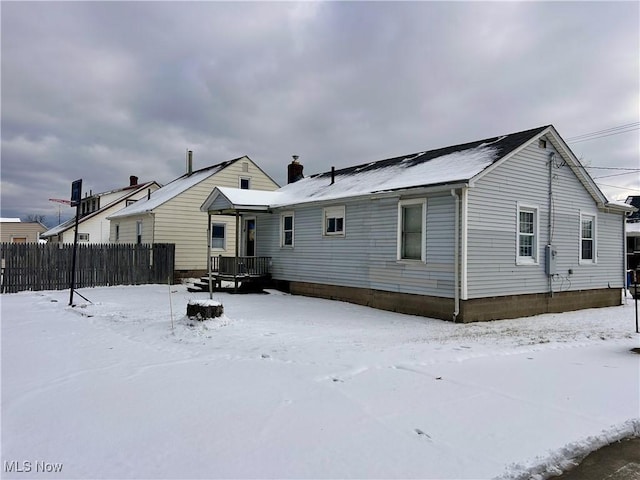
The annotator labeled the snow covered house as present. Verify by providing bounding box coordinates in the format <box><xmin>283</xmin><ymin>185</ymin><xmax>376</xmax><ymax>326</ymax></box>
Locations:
<box><xmin>41</xmin><ymin>177</ymin><xmax>161</xmax><ymax>244</ymax></box>
<box><xmin>109</xmin><ymin>155</ymin><xmax>279</xmax><ymax>278</ymax></box>
<box><xmin>201</xmin><ymin>125</ymin><xmax>634</xmax><ymax>322</ymax></box>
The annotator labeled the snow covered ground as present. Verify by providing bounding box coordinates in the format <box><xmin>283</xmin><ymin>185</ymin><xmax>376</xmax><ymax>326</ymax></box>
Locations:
<box><xmin>2</xmin><ymin>285</ymin><xmax>639</xmax><ymax>479</ymax></box>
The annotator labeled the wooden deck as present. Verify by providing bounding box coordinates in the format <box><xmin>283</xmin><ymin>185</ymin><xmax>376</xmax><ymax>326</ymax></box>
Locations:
<box><xmin>205</xmin><ymin>255</ymin><xmax>272</xmax><ymax>292</ymax></box>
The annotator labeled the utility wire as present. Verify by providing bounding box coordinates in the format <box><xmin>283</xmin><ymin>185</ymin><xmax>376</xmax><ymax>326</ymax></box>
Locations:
<box><xmin>592</xmin><ymin>171</ymin><xmax>640</xmax><ymax>180</ymax></box>
<box><xmin>566</xmin><ymin>122</ymin><xmax>640</xmax><ymax>143</ymax></box>
<box><xmin>565</xmin><ymin>122</ymin><xmax>640</xmax><ymax>141</ymax></box>
<box><xmin>596</xmin><ymin>182</ymin><xmax>640</xmax><ymax>192</ymax></box>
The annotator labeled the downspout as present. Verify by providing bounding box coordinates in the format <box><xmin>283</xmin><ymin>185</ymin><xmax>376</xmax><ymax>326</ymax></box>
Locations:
<box><xmin>623</xmin><ymin>214</ymin><xmax>628</xmax><ymax>304</ymax></box>
<box><xmin>548</xmin><ymin>152</ymin><xmax>554</xmax><ymax>297</ymax></box>
<box><xmin>235</xmin><ymin>211</ymin><xmax>240</xmax><ymax>293</ymax></box>
<box><xmin>451</xmin><ymin>189</ymin><xmax>460</xmax><ymax>321</ymax></box>
<box><xmin>461</xmin><ymin>186</ymin><xmax>468</xmax><ymax>301</ymax></box>
<box><xmin>207</xmin><ymin>213</ymin><xmax>213</xmax><ymax>300</ymax></box>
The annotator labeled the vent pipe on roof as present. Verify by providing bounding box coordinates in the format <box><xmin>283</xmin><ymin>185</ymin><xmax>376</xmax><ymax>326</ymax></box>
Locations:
<box><xmin>287</xmin><ymin>155</ymin><xmax>304</xmax><ymax>184</ymax></box>
<box><xmin>331</xmin><ymin>166</ymin><xmax>335</xmax><ymax>185</ymax></box>
<box><xmin>147</xmin><ymin>188</ymin><xmax>151</xmax><ymax>200</ymax></box>
<box><xmin>187</xmin><ymin>150</ymin><xmax>193</xmax><ymax>176</ymax></box>
<box><xmin>130</xmin><ymin>175</ymin><xmax>138</xmax><ymax>187</ymax></box>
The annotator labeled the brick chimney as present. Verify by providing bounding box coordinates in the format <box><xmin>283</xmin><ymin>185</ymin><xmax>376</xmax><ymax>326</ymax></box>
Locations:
<box><xmin>287</xmin><ymin>155</ymin><xmax>304</xmax><ymax>184</ymax></box>
<box><xmin>129</xmin><ymin>175</ymin><xmax>138</xmax><ymax>186</ymax></box>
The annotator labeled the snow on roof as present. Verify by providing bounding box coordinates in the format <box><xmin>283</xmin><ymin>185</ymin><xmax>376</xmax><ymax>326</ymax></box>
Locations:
<box><xmin>110</xmin><ymin>159</ymin><xmax>239</xmax><ymax>219</ymax></box>
<box><xmin>205</xmin><ymin>126</ymin><xmax>550</xmax><ymax>211</ymax></box>
<box><xmin>42</xmin><ymin>181</ymin><xmax>159</xmax><ymax>237</ymax></box>
<box><xmin>1</xmin><ymin>218</ymin><xmax>21</xmax><ymax>222</ymax></box>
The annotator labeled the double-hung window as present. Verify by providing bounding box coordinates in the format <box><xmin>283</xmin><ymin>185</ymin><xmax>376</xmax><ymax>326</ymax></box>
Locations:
<box><xmin>324</xmin><ymin>206</ymin><xmax>345</xmax><ymax>236</ymax></box>
<box><xmin>281</xmin><ymin>213</ymin><xmax>294</xmax><ymax>247</ymax></box>
<box><xmin>211</xmin><ymin>223</ymin><xmax>226</xmax><ymax>250</ymax></box>
<box><xmin>517</xmin><ymin>203</ymin><xmax>538</xmax><ymax>264</ymax></box>
<box><xmin>580</xmin><ymin>213</ymin><xmax>596</xmax><ymax>263</ymax></box>
<box><xmin>398</xmin><ymin>199</ymin><xmax>426</xmax><ymax>261</ymax></box>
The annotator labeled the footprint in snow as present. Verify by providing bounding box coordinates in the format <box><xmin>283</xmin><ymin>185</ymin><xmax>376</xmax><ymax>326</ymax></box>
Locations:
<box><xmin>414</xmin><ymin>428</ymin><xmax>431</xmax><ymax>439</ymax></box>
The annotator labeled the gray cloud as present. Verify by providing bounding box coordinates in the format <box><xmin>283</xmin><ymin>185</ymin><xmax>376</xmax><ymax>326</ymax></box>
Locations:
<box><xmin>2</xmin><ymin>1</ymin><xmax>638</xmax><ymax>225</ymax></box>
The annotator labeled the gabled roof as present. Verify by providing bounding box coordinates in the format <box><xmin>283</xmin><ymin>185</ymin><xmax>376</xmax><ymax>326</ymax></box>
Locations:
<box><xmin>109</xmin><ymin>157</ymin><xmax>246</xmax><ymax>219</ymax></box>
<box><xmin>42</xmin><ymin>181</ymin><xmax>159</xmax><ymax>238</ymax></box>
<box><xmin>202</xmin><ymin>125</ymin><xmax>632</xmax><ymax>214</ymax></box>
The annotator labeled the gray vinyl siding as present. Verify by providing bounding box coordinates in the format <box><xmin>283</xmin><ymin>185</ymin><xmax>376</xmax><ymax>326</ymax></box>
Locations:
<box><xmin>257</xmin><ymin>193</ymin><xmax>455</xmax><ymax>297</ymax></box>
<box><xmin>466</xmin><ymin>139</ymin><xmax>625</xmax><ymax>299</ymax></box>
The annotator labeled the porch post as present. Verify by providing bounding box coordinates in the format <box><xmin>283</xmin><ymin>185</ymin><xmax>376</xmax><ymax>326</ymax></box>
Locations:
<box><xmin>235</xmin><ymin>210</ymin><xmax>240</xmax><ymax>292</ymax></box>
<box><xmin>207</xmin><ymin>212</ymin><xmax>213</xmax><ymax>299</ymax></box>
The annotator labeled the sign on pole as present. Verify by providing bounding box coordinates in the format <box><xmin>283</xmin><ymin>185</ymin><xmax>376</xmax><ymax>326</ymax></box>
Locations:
<box><xmin>69</xmin><ymin>179</ymin><xmax>82</xmax><ymax>306</ymax></box>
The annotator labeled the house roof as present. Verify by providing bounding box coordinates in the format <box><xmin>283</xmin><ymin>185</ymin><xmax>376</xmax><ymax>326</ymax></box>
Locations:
<box><xmin>203</xmin><ymin>125</ymin><xmax>634</xmax><ymax>214</ymax></box>
<box><xmin>205</xmin><ymin>126</ymin><xmax>580</xmax><ymax>213</ymax></box>
<box><xmin>42</xmin><ymin>181</ymin><xmax>159</xmax><ymax>237</ymax></box>
<box><xmin>109</xmin><ymin>157</ymin><xmax>244</xmax><ymax>220</ymax></box>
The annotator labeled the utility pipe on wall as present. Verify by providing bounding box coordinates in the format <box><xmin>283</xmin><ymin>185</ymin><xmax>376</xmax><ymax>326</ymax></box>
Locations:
<box><xmin>451</xmin><ymin>189</ymin><xmax>460</xmax><ymax>321</ymax></box>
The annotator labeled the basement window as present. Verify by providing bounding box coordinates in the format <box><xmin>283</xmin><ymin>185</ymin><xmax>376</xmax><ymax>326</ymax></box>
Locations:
<box><xmin>78</xmin><ymin>233</ymin><xmax>90</xmax><ymax>242</ymax></box>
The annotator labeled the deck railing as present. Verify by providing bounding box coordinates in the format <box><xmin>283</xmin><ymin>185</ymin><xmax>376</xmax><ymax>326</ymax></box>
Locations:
<box><xmin>211</xmin><ymin>256</ymin><xmax>271</xmax><ymax>277</ymax></box>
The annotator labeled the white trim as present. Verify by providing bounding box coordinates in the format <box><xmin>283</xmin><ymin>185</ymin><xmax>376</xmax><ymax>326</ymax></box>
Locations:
<box><xmin>280</xmin><ymin>212</ymin><xmax>294</xmax><ymax>248</ymax></box>
<box><xmin>516</xmin><ymin>202</ymin><xmax>539</xmax><ymax>265</ymax></box>
<box><xmin>323</xmin><ymin>205</ymin><xmax>345</xmax><ymax>237</ymax></box>
<box><xmin>397</xmin><ymin>198</ymin><xmax>427</xmax><ymax>262</ymax></box>
<box><xmin>579</xmin><ymin>211</ymin><xmax>597</xmax><ymax>264</ymax></box>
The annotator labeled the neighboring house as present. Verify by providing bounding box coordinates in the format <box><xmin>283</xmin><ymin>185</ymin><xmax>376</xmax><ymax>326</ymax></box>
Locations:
<box><xmin>0</xmin><ymin>218</ymin><xmax>47</xmax><ymax>243</ymax></box>
<box><xmin>108</xmin><ymin>155</ymin><xmax>279</xmax><ymax>277</ymax></box>
<box><xmin>625</xmin><ymin>196</ymin><xmax>640</xmax><ymax>273</ymax></box>
<box><xmin>202</xmin><ymin>125</ymin><xmax>635</xmax><ymax>322</ymax></box>
<box><xmin>41</xmin><ymin>176</ymin><xmax>161</xmax><ymax>244</ymax></box>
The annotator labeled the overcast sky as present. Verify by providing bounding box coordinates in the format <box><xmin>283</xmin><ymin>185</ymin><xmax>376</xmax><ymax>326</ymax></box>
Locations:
<box><xmin>2</xmin><ymin>1</ymin><xmax>638</xmax><ymax>225</ymax></box>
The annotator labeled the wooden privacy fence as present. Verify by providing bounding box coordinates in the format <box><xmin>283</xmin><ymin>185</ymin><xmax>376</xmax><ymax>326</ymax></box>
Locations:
<box><xmin>0</xmin><ymin>243</ymin><xmax>175</xmax><ymax>293</ymax></box>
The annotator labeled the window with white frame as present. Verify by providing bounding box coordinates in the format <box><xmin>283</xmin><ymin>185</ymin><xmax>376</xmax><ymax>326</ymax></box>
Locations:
<box><xmin>115</xmin><ymin>224</ymin><xmax>120</xmax><ymax>242</ymax></box>
<box><xmin>281</xmin><ymin>213</ymin><xmax>294</xmax><ymax>247</ymax></box>
<box><xmin>580</xmin><ymin>213</ymin><xmax>596</xmax><ymax>263</ymax></box>
<box><xmin>517</xmin><ymin>204</ymin><xmax>538</xmax><ymax>264</ymax></box>
<box><xmin>398</xmin><ymin>199</ymin><xmax>426</xmax><ymax>261</ymax></box>
<box><xmin>323</xmin><ymin>206</ymin><xmax>345</xmax><ymax>236</ymax></box>
<box><xmin>239</xmin><ymin>177</ymin><xmax>251</xmax><ymax>190</ymax></box>
<box><xmin>136</xmin><ymin>220</ymin><xmax>143</xmax><ymax>245</ymax></box>
<box><xmin>211</xmin><ymin>223</ymin><xmax>226</xmax><ymax>250</ymax></box>
<box><xmin>78</xmin><ymin>233</ymin><xmax>90</xmax><ymax>242</ymax></box>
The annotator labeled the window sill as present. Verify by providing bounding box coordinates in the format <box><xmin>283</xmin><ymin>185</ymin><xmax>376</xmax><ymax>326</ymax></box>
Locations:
<box><xmin>516</xmin><ymin>259</ymin><xmax>539</xmax><ymax>266</ymax></box>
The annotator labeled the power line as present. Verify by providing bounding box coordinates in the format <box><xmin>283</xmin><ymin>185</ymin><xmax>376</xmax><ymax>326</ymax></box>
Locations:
<box><xmin>592</xmin><ymin>171</ymin><xmax>640</xmax><ymax>180</ymax></box>
<box><xmin>596</xmin><ymin>182</ymin><xmax>640</xmax><ymax>192</ymax></box>
<box><xmin>567</xmin><ymin>127</ymin><xmax>639</xmax><ymax>144</ymax></box>
<box><xmin>585</xmin><ymin>166</ymin><xmax>640</xmax><ymax>171</ymax></box>
<box><xmin>565</xmin><ymin>122</ymin><xmax>640</xmax><ymax>141</ymax></box>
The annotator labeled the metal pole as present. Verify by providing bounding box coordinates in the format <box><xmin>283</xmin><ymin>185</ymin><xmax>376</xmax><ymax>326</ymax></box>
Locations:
<box><xmin>635</xmin><ymin>280</ymin><xmax>638</xmax><ymax>334</ymax></box>
<box><xmin>68</xmin><ymin>202</ymin><xmax>80</xmax><ymax>306</ymax></box>
<box><xmin>235</xmin><ymin>211</ymin><xmax>240</xmax><ymax>293</ymax></box>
